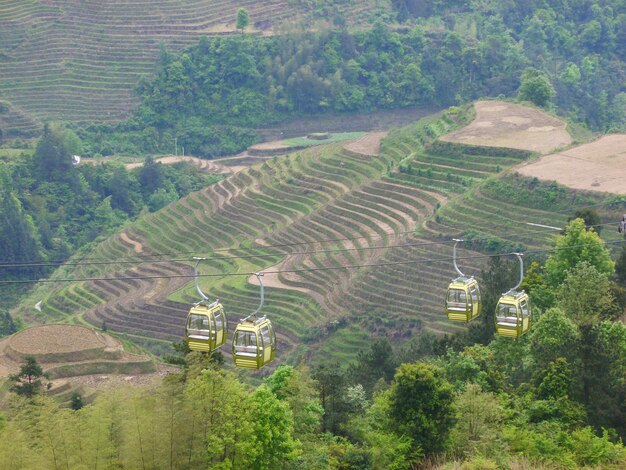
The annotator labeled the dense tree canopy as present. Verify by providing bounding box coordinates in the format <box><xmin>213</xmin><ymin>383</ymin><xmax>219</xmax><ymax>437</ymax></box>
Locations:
<box><xmin>386</xmin><ymin>362</ymin><xmax>456</xmax><ymax>456</ymax></box>
<box><xmin>8</xmin><ymin>356</ymin><xmax>49</xmax><ymax>398</ymax></box>
<box><xmin>77</xmin><ymin>0</ymin><xmax>625</xmax><ymax>156</ymax></box>
<box><xmin>0</xmin><ymin>171</ymin><xmax>44</xmax><ymax>280</ymax></box>
<box><xmin>518</xmin><ymin>67</ymin><xmax>556</xmax><ymax>107</ymax></box>
<box><xmin>557</xmin><ymin>261</ymin><xmax>617</xmax><ymax>326</ymax></box>
<box><xmin>0</xmin><ymin>129</ymin><xmax>222</xmax><ymax>307</ymax></box>
<box><xmin>544</xmin><ymin>218</ymin><xmax>614</xmax><ymax>287</ymax></box>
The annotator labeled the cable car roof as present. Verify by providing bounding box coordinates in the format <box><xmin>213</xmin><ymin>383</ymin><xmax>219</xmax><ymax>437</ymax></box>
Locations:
<box><xmin>499</xmin><ymin>289</ymin><xmax>527</xmax><ymax>299</ymax></box>
<box><xmin>237</xmin><ymin>316</ymin><xmax>270</xmax><ymax>327</ymax></box>
<box><xmin>189</xmin><ymin>301</ymin><xmax>223</xmax><ymax>313</ymax></box>
<box><xmin>450</xmin><ymin>275</ymin><xmax>476</xmax><ymax>285</ymax></box>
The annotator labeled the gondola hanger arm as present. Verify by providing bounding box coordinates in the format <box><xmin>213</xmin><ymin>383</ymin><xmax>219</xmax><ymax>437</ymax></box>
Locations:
<box><xmin>193</xmin><ymin>257</ymin><xmax>209</xmax><ymax>302</ymax></box>
<box><xmin>241</xmin><ymin>272</ymin><xmax>264</xmax><ymax>322</ymax></box>
<box><xmin>452</xmin><ymin>239</ymin><xmax>465</xmax><ymax>277</ymax></box>
<box><xmin>512</xmin><ymin>253</ymin><xmax>524</xmax><ymax>292</ymax></box>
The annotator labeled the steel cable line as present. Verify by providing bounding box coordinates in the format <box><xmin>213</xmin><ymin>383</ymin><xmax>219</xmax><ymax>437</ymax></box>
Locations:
<box><xmin>0</xmin><ymin>221</ymin><xmax>617</xmax><ymax>270</ymax></box>
<box><xmin>0</xmin><ymin>229</ymin><xmax>415</xmax><ymax>266</ymax></box>
<box><xmin>0</xmin><ymin>220</ymin><xmax>617</xmax><ymax>269</ymax></box>
<box><xmin>3</xmin><ymin>193</ymin><xmax>622</xmax><ymax>266</ymax></box>
<box><xmin>2</xmin><ymin>239</ymin><xmax>622</xmax><ymax>285</ymax></box>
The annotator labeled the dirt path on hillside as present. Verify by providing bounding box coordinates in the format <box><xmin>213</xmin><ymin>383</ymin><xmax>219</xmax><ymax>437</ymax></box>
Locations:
<box><xmin>343</xmin><ymin>131</ymin><xmax>387</xmax><ymax>156</ymax></box>
<box><xmin>247</xmin><ymin>260</ymin><xmax>315</xmax><ymax>296</ymax></box>
<box><xmin>125</xmin><ymin>156</ymin><xmax>234</xmax><ymax>173</ymax></box>
<box><xmin>0</xmin><ymin>338</ymin><xmax>10</xmax><ymax>376</ymax></box>
<box><xmin>517</xmin><ymin>134</ymin><xmax>626</xmax><ymax>194</ymax></box>
<box><xmin>120</xmin><ymin>232</ymin><xmax>143</xmax><ymax>254</ymax></box>
<box><xmin>143</xmin><ymin>276</ymin><xmax>168</xmax><ymax>302</ymax></box>
<box><xmin>441</xmin><ymin>100</ymin><xmax>571</xmax><ymax>154</ymax></box>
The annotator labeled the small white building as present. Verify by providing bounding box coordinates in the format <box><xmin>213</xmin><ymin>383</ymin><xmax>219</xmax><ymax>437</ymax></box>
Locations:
<box><xmin>71</xmin><ymin>155</ymin><xmax>81</xmax><ymax>165</ymax></box>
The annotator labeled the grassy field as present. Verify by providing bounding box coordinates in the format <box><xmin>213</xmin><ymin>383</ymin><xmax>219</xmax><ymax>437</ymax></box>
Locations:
<box><xmin>0</xmin><ymin>147</ymin><xmax>33</xmax><ymax>160</ymax></box>
<box><xmin>281</xmin><ymin>132</ymin><xmax>366</xmax><ymax>148</ymax></box>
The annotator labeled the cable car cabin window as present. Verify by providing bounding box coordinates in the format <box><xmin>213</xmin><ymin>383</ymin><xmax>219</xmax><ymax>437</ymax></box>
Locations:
<box><xmin>268</xmin><ymin>323</ymin><xmax>276</xmax><ymax>347</ymax></box>
<box><xmin>234</xmin><ymin>331</ymin><xmax>258</xmax><ymax>357</ymax></box>
<box><xmin>520</xmin><ymin>300</ymin><xmax>529</xmax><ymax>318</ymax></box>
<box><xmin>260</xmin><ymin>326</ymin><xmax>271</xmax><ymax>350</ymax></box>
<box><xmin>188</xmin><ymin>314</ymin><xmax>211</xmax><ymax>337</ymax></box>
<box><xmin>470</xmin><ymin>286</ymin><xmax>479</xmax><ymax>304</ymax></box>
<box><xmin>497</xmin><ymin>304</ymin><xmax>518</xmax><ymax>324</ymax></box>
<box><xmin>447</xmin><ymin>289</ymin><xmax>468</xmax><ymax>310</ymax></box>
<box><xmin>214</xmin><ymin>309</ymin><xmax>224</xmax><ymax>331</ymax></box>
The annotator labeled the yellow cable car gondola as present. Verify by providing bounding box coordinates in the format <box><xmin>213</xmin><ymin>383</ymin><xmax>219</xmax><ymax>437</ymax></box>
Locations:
<box><xmin>232</xmin><ymin>273</ymin><xmax>276</xmax><ymax>369</ymax></box>
<box><xmin>185</xmin><ymin>257</ymin><xmax>227</xmax><ymax>352</ymax></box>
<box><xmin>445</xmin><ymin>239</ymin><xmax>482</xmax><ymax>322</ymax></box>
<box><xmin>495</xmin><ymin>253</ymin><xmax>531</xmax><ymax>338</ymax></box>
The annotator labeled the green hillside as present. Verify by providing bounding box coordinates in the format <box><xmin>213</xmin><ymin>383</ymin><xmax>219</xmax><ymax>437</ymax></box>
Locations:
<box><xmin>12</xmin><ymin>105</ymin><xmax>622</xmax><ymax>367</ymax></box>
<box><xmin>5</xmin><ymin>106</ymin><xmax>626</xmax><ymax>468</ymax></box>
<box><xmin>0</xmin><ymin>0</ymin><xmax>387</xmax><ymax>136</ymax></box>
<box><xmin>2</xmin><ymin>0</ymin><xmax>624</xmax><ymax>148</ymax></box>
<box><xmin>1</xmin><ymin>0</ymin><xmax>626</xmax><ymax>465</ymax></box>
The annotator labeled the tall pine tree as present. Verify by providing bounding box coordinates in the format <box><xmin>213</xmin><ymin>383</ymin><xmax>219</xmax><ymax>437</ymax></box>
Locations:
<box><xmin>0</xmin><ymin>166</ymin><xmax>44</xmax><ymax>278</ymax></box>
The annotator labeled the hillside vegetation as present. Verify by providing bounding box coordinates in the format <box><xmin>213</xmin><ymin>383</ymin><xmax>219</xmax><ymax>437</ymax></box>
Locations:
<box><xmin>3</xmin><ymin>103</ymin><xmax>626</xmax><ymax>467</ymax></box>
<box><xmin>13</xmin><ymin>110</ymin><xmax>469</xmax><ymax>360</ymax></box>
<box><xmin>0</xmin><ymin>123</ymin><xmax>223</xmax><ymax>308</ymax></box>
<box><xmin>0</xmin><ymin>0</ymin><xmax>388</xmax><ymax>137</ymax></box>
<box><xmin>11</xmin><ymin>104</ymin><xmax>621</xmax><ymax>364</ymax></box>
<box><xmin>2</xmin><ymin>0</ymin><xmax>624</xmax><ymax>162</ymax></box>
<box><xmin>1</xmin><ymin>280</ymin><xmax>626</xmax><ymax>469</ymax></box>
<box><xmin>1</xmin><ymin>1</ymin><xmax>626</xmax><ymax>466</ymax></box>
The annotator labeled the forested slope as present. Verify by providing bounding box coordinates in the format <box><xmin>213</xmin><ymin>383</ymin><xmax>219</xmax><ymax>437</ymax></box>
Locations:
<box><xmin>0</xmin><ymin>123</ymin><xmax>223</xmax><ymax>310</ymax></box>
<box><xmin>1</xmin><ymin>0</ymin><xmax>623</xmax><ymax>156</ymax></box>
<box><xmin>0</xmin><ymin>0</ymin><xmax>389</xmax><ymax>136</ymax></box>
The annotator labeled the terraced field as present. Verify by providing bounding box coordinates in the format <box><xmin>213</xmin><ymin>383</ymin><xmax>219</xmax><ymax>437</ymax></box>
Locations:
<box><xmin>0</xmin><ymin>0</ymin><xmax>388</xmax><ymax>136</ymax></box>
<box><xmin>0</xmin><ymin>324</ymin><xmax>163</xmax><ymax>405</ymax></box>
<box><xmin>14</xmin><ymin>103</ymin><xmax>620</xmax><ymax>368</ymax></box>
<box><xmin>13</xmin><ymin>111</ymin><xmax>460</xmax><ymax>363</ymax></box>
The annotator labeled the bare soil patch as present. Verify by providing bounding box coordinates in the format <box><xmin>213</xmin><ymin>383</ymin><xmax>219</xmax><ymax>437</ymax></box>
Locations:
<box><xmin>55</xmin><ymin>362</ymin><xmax>179</xmax><ymax>391</ymax></box>
<box><xmin>343</xmin><ymin>131</ymin><xmax>388</xmax><ymax>156</ymax></box>
<box><xmin>517</xmin><ymin>134</ymin><xmax>626</xmax><ymax>194</ymax></box>
<box><xmin>120</xmin><ymin>232</ymin><xmax>143</xmax><ymax>254</ymax></box>
<box><xmin>247</xmin><ymin>139</ymin><xmax>307</xmax><ymax>156</ymax></box>
<box><xmin>441</xmin><ymin>100</ymin><xmax>571</xmax><ymax>154</ymax></box>
<box><xmin>9</xmin><ymin>325</ymin><xmax>108</xmax><ymax>356</ymax></box>
<box><xmin>248</xmin><ymin>140</ymin><xmax>293</xmax><ymax>152</ymax></box>
<box><xmin>213</xmin><ymin>152</ymin><xmax>270</xmax><ymax>172</ymax></box>
<box><xmin>0</xmin><ymin>325</ymin><xmax>130</xmax><ymax>376</ymax></box>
